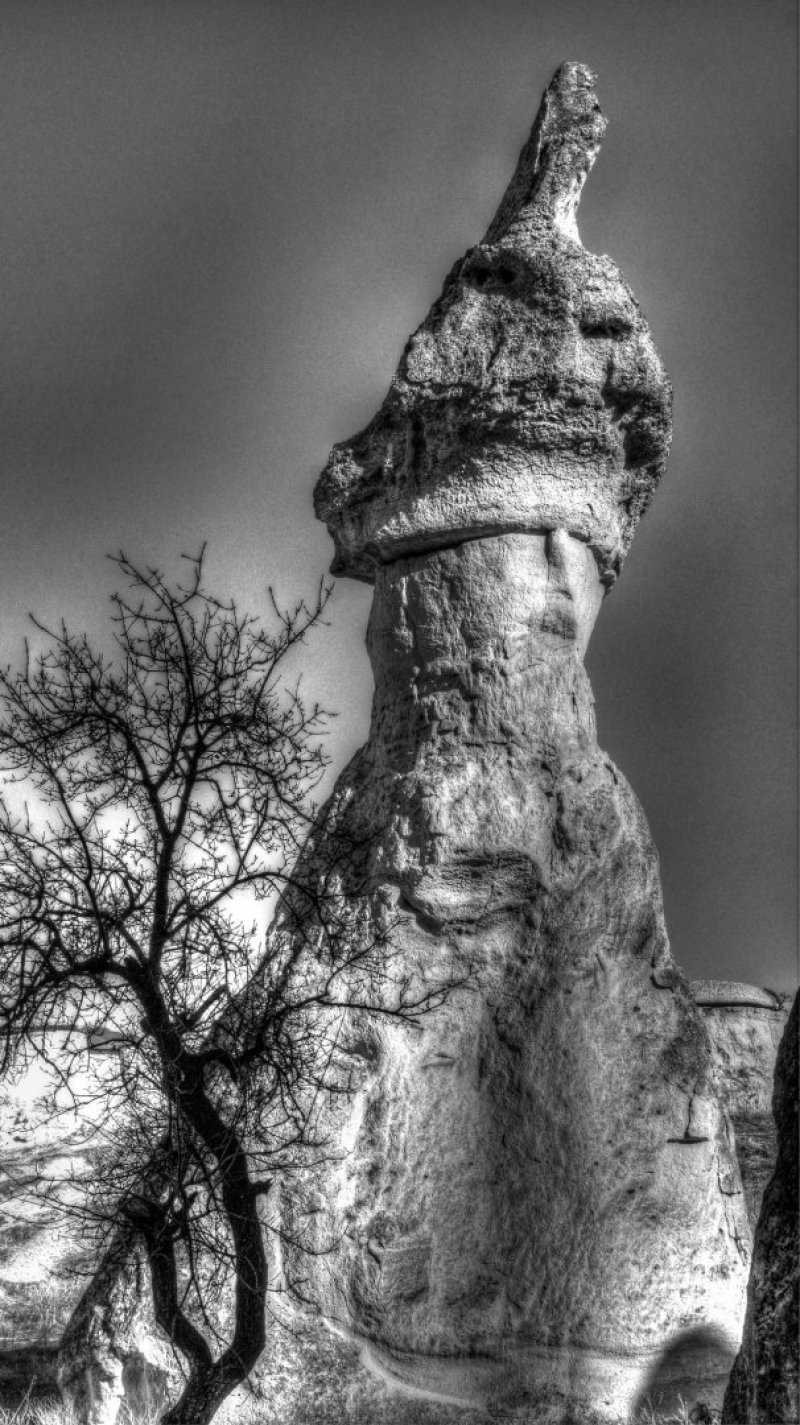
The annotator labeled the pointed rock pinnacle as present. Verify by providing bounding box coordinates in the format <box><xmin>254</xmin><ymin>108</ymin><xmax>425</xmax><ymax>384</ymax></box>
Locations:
<box><xmin>484</xmin><ymin>61</ymin><xmax>607</xmax><ymax>245</ymax></box>
<box><xmin>315</xmin><ymin>63</ymin><xmax>672</xmax><ymax>588</ymax></box>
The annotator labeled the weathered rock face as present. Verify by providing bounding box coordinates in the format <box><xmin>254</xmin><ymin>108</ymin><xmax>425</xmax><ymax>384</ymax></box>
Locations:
<box><xmin>261</xmin><ymin>63</ymin><xmax>750</xmax><ymax>1424</ymax></box>
<box><xmin>58</xmin><ymin>1240</ymin><xmax>170</xmax><ymax>1425</ymax></box>
<box><xmin>722</xmin><ymin>990</ymin><xmax>798</xmax><ymax>1424</ymax></box>
<box><xmin>693</xmin><ymin>981</ymin><xmax>791</xmax><ymax>1228</ymax></box>
<box><xmin>316</xmin><ymin>67</ymin><xmax>670</xmax><ymax>592</ymax></box>
<box><xmin>43</xmin><ymin>62</ymin><xmax>756</xmax><ymax>1425</ymax></box>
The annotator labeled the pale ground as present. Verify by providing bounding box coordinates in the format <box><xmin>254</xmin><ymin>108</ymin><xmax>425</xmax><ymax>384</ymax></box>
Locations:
<box><xmin>0</xmin><ymin>1040</ymin><xmax>118</xmax><ymax>1353</ymax></box>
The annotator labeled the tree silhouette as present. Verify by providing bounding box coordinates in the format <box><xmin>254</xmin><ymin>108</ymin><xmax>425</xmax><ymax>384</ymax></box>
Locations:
<box><xmin>0</xmin><ymin>551</ymin><xmax>450</xmax><ymax>1425</ymax></box>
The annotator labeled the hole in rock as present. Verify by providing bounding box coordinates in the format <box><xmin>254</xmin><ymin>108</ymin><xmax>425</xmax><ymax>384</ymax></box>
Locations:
<box><xmin>580</xmin><ymin>317</ymin><xmax>633</xmax><ymax>339</ymax></box>
<box><xmin>465</xmin><ymin>262</ymin><xmax>516</xmax><ymax>290</ymax></box>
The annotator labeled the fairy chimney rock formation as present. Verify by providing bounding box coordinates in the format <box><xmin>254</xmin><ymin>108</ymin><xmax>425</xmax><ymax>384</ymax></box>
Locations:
<box><xmin>262</xmin><ymin>63</ymin><xmax>751</xmax><ymax>1423</ymax></box>
<box><xmin>49</xmin><ymin>63</ymin><xmax>754</xmax><ymax>1425</ymax></box>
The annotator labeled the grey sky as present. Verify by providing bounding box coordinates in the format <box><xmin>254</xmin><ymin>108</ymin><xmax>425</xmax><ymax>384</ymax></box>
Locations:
<box><xmin>1</xmin><ymin>0</ymin><xmax>796</xmax><ymax>988</ymax></box>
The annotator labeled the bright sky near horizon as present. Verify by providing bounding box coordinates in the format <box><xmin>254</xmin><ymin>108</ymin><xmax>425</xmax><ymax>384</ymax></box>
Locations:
<box><xmin>1</xmin><ymin>0</ymin><xmax>797</xmax><ymax>989</ymax></box>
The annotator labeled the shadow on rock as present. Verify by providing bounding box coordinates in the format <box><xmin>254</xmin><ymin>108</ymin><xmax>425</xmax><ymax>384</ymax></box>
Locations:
<box><xmin>632</xmin><ymin>1325</ymin><xmax>735</xmax><ymax>1421</ymax></box>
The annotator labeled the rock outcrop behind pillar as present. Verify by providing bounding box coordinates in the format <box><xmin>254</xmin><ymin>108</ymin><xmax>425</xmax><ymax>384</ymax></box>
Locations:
<box><xmin>722</xmin><ymin>990</ymin><xmax>799</xmax><ymax>1424</ymax></box>
<box><xmin>693</xmin><ymin>981</ymin><xmax>791</xmax><ymax>1228</ymax></box>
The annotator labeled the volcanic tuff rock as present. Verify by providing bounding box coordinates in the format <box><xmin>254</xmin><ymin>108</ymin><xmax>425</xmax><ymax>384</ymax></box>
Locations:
<box><xmin>262</xmin><ymin>62</ymin><xmax>749</xmax><ymax>1423</ymax></box>
<box><xmin>692</xmin><ymin>982</ymin><xmax>792</xmax><ymax>1229</ymax></box>
<box><xmin>4</xmin><ymin>986</ymin><xmax>782</xmax><ymax>1423</ymax></box>
<box><xmin>315</xmin><ymin>66</ymin><xmax>670</xmax><ymax>591</ymax></box>
<box><xmin>57</xmin><ymin>1239</ymin><xmax>170</xmax><ymax>1425</ymax></box>
<box><xmin>50</xmin><ymin>62</ymin><xmax>754</xmax><ymax>1425</ymax></box>
<box><xmin>722</xmin><ymin>990</ymin><xmax>799</xmax><ymax>1424</ymax></box>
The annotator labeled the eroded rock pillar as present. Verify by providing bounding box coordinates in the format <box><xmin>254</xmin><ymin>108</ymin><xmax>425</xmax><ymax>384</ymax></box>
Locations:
<box><xmin>270</xmin><ymin>62</ymin><xmax>752</xmax><ymax>1423</ymax></box>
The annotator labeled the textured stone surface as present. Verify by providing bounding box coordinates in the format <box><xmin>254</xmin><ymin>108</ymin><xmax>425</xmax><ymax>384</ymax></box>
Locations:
<box><xmin>0</xmin><ymin>1039</ymin><xmax>120</xmax><ymax>1408</ymax></box>
<box><xmin>254</xmin><ymin>64</ymin><xmax>750</xmax><ymax>1423</ymax></box>
<box><xmin>694</xmin><ymin>985</ymin><xmax>791</xmax><ymax>1229</ymax></box>
<box><xmin>263</xmin><ymin>534</ymin><xmax>748</xmax><ymax>1423</ymax></box>
<box><xmin>690</xmin><ymin>982</ymin><xmax>785</xmax><ymax>1013</ymax></box>
<box><xmin>58</xmin><ymin>1239</ymin><xmax>170</xmax><ymax>1425</ymax></box>
<box><xmin>722</xmin><ymin>990</ymin><xmax>798</xmax><ymax>1423</ymax></box>
<box><xmin>315</xmin><ymin>64</ymin><xmax>671</xmax><ymax>590</ymax></box>
<box><xmin>48</xmin><ymin>62</ymin><xmax>752</xmax><ymax>1425</ymax></box>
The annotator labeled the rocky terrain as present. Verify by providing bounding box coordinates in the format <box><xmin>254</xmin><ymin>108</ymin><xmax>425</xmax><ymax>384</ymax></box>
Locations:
<box><xmin>1</xmin><ymin>61</ymin><xmax>795</xmax><ymax>1425</ymax></box>
<box><xmin>0</xmin><ymin>1038</ymin><xmax>111</xmax><ymax>1403</ymax></box>
<box><xmin>259</xmin><ymin>60</ymin><xmax>749</xmax><ymax>1424</ymax></box>
<box><xmin>0</xmin><ymin>980</ymin><xmax>790</xmax><ymax>1421</ymax></box>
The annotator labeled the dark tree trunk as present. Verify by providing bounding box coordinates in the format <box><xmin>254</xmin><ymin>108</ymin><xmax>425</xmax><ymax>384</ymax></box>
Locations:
<box><xmin>139</xmin><ymin>1053</ymin><xmax>268</xmax><ymax>1425</ymax></box>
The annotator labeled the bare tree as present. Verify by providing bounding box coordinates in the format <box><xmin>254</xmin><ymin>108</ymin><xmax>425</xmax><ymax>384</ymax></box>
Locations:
<box><xmin>0</xmin><ymin>552</ymin><xmax>448</xmax><ymax>1425</ymax></box>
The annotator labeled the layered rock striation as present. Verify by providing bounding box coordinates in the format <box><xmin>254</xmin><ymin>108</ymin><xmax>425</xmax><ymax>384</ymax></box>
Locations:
<box><xmin>264</xmin><ymin>63</ymin><xmax>750</xmax><ymax>1423</ymax></box>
